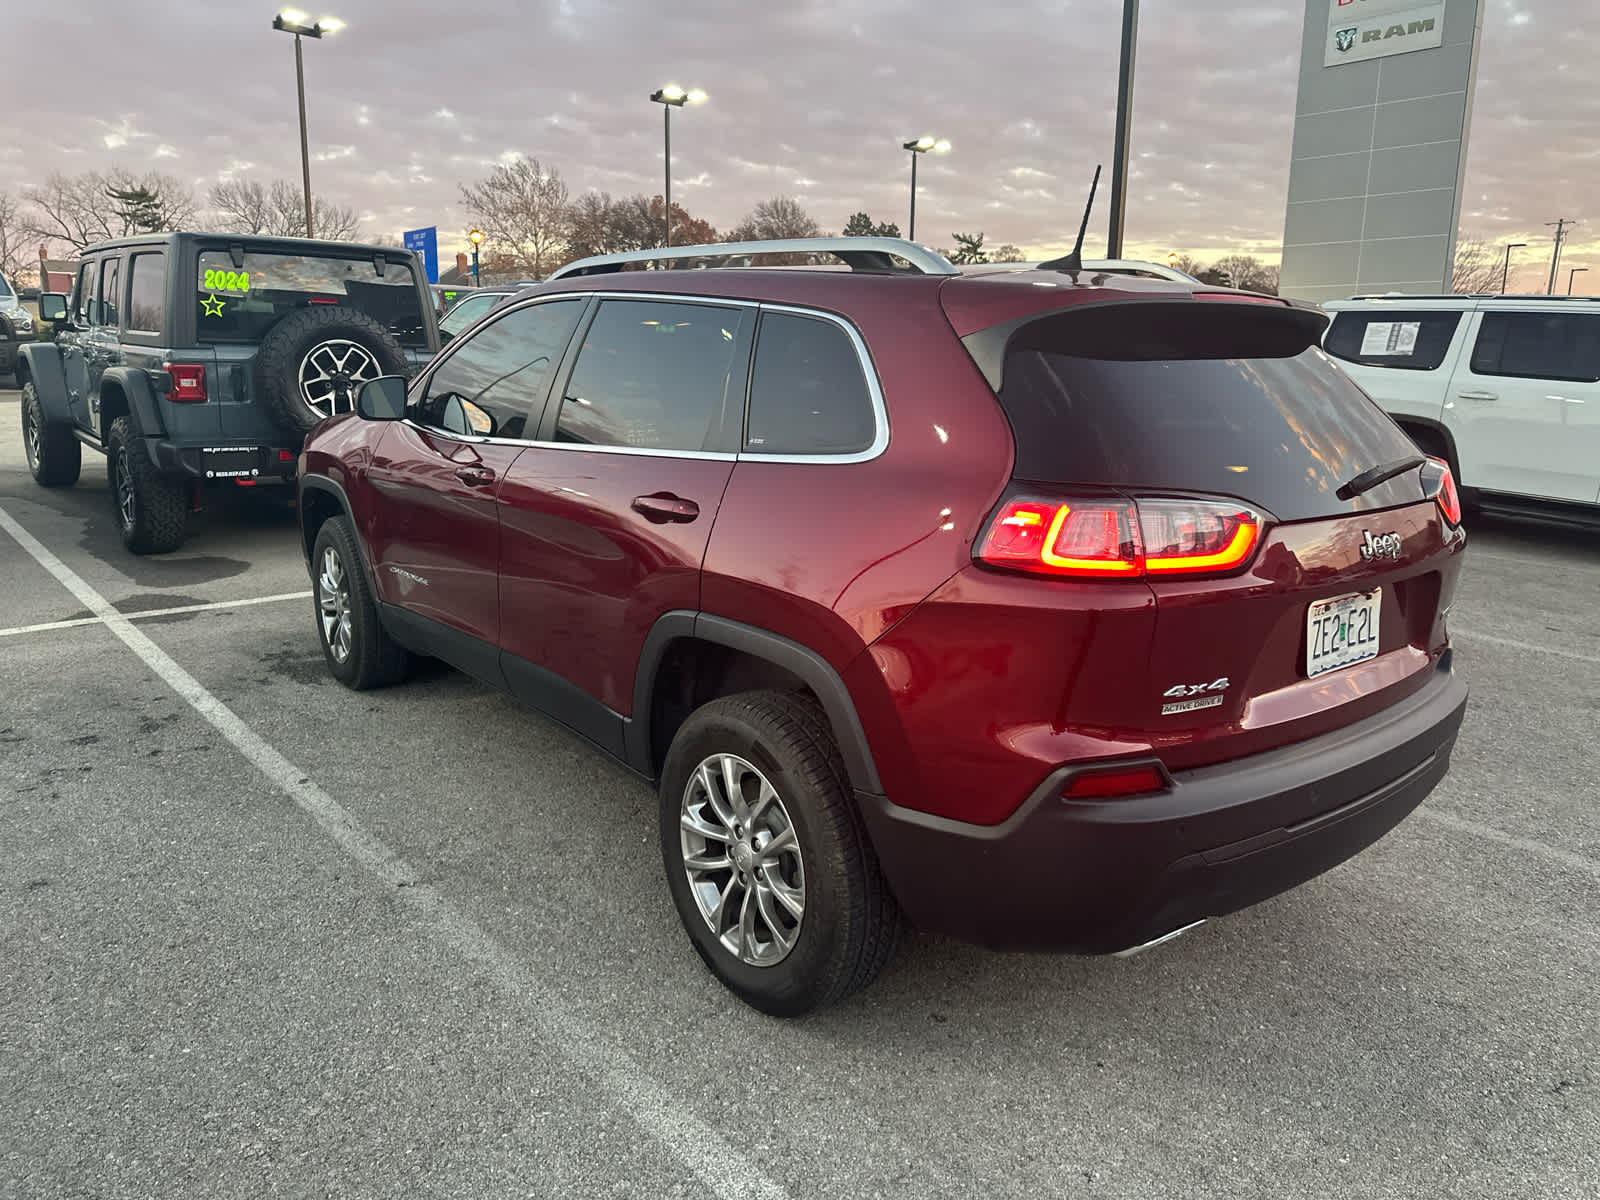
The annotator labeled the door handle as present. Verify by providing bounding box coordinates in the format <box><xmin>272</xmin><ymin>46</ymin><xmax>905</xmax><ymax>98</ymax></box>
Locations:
<box><xmin>631</xmin><ymin>493</ymin><xmax>700</xmax><ymax>524</ymax></box>
<box><xmin>454</xmin><ymin>465</ymin><xmax>496</xmax><ymax>487</ymax></box>
<box><xmin>1456</xmin><ymin>390</ymin><xmax>1498</xmax><ymax>401</ymax></box>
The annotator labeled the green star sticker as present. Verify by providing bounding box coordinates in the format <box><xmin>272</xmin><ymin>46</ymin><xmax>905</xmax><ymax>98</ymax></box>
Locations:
<box><xmin>201</xmin><ymin>293</ymin><xmax>225</xmax><ymax>317</ymax></box>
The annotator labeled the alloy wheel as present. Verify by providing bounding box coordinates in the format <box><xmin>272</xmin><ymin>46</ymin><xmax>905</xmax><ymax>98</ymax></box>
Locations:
<box><xmin>679</xmin><ymin>752</ymin><xmax>806</xmax><ymax>966</ymax></box>
<box><xmin>114</xmin><ymin>443</ymin><xmax>137</xmax><ymax>530</ymax></box>
<box><xmin>22</xmin><ymin>398</ymin><xmax>40</xmax><ymax>472</ymax></box>
<box><xmin>298</xmin><ymin>339</ymin><xmax>382</xmax><ymax>419</ymax></box>
<box><xmin>317</xmin><ymin>544</ymin><xmax>353</xmax><ymax>663</ymax></box>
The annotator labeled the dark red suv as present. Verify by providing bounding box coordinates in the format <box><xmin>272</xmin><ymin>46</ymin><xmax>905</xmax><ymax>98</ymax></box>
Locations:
<box><xmin>297</xmin><ymin>237</ymin><xmax>1469</xmax><ymax>1015</ymax></box>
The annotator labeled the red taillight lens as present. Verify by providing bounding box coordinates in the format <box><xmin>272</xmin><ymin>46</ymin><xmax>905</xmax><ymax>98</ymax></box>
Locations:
<box><xmin>1137</xmin><ymin>500</ymin><xmax>1263</xmax><ymax>574</ymax></box>
<box><xmin>165</xmin><ymin>363</ymin><xmax>208</xmax><ymax>403</ymax></box>
<box><xmin>1062</xmin><ymin>762</ymin><xmax>1169</xmax><ymax>800</ymax></box>
<box><xmin>1428</xmin><ymin>456</ymin><xmax>1462</xmax><ymax>526</ymax></box>
<box><xmin>978</xmin><ymin>495</ymin><xmax>1263</xmax><ymax>579</ymax></box>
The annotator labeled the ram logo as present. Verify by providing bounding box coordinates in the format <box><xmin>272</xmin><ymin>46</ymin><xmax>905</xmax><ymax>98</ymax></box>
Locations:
<box><xmin>1335</xmin><ymin>26</ymin><xmax>1358</xmax><ymax>52</ymax></box>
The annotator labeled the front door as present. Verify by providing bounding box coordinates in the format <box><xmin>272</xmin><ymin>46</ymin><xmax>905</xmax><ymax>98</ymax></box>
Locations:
<box><xmin>365</xmin><ymin>297</ymin><xmax>589</xmax><ymax>665</ymax></box>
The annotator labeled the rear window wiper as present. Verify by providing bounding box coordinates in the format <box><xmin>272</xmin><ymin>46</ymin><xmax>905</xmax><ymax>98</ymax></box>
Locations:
<box><xmin>1336</xmin><ymin>454</ymin><xmax>1425</xmax><ymax>502</ymax></box>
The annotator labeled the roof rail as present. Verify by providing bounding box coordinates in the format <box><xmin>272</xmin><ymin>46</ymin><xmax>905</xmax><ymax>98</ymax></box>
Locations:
<box><xmin>549</xmin><ymin>237</ymin><xmax>960</xmax><ymax>280</ymax></box>
<box><xmin>1345</xmin><ymin>292</ymin><xmax>1600</xmax><ymax>303</ymax></box>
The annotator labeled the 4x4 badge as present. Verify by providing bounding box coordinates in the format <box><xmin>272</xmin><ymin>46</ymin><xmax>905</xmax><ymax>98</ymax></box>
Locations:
<box><xmin>1360</xmin><ymin>530</ymin><xmax>1402</xmax><ymax>561</ymax></box>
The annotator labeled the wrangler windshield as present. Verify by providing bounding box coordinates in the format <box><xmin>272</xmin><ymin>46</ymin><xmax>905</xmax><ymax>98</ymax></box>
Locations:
<box><xmin>195</xmin><ymin>250</ymin><xmax>428</xmax><ymax>347</ymax></box>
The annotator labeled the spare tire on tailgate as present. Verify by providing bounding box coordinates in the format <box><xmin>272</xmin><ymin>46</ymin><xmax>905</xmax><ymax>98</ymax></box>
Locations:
<box><xmin>257</xmin><ymin>305</ymin><xmax>409</xmax><ymax>433</ymax></box>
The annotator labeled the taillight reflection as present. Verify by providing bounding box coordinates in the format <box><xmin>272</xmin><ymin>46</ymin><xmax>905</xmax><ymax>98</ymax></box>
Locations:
<box><xmin>978</xmin><ymin>495</ymin><xmax>1263</xmax><ymax>580</ymax></box>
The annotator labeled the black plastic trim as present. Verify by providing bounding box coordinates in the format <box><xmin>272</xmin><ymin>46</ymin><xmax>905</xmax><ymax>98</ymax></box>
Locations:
<box><xmin>502</xmin><ymin>653</ymin><xmax>627</xmax><ymax>762</ymax></box>
<box><xmin>17</xmin><ymin>344</ymin><xmax>74</xmax><ymax>425</ymax></box>
<box><xmin>379</xmin><ymin>603</ymin><xmax>506</xmax><ymax>691</ymax></box>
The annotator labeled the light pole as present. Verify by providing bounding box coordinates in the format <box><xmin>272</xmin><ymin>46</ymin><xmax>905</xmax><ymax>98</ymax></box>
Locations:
<box><xmin>902</xmin><ymin>136</ymin><xmax>950</xmax><ymax>243</ymax></box>
<box><xmin>1569</xmin><ymin>267</ymin><xmax>1588</xmax><ymax>295</ymax></box>
<box><xmin>1107</xmin><ymin>0</ymin><xmax>1140</xmax><ymax>258</ymax></box>
<box><xmin>1501</xmin><ymin>242</ymin><xmax>1526</xmax><ymax>293</ymax></box>
<box><xmin>272</xmin><ymin>10</ymin><xmax>344</xmax><ymax>238</ymax></box>
<box><xmin>649</xmin><ymin>85</ymin><xmax>706</xmax><ymax>248</ymax></box>
<box><xmin>468</xmin><ymin>229</ymin><xmax>484</xmax><ymax>286</ymax></box>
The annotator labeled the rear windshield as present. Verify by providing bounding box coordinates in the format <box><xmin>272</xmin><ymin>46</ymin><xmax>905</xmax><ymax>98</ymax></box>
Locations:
<box><xmin>998</xmin><ymin>341</ymin><xmax>1424</xmax><ymax>522</ymax></box>
<box><xmin>196</xmin><ymin>250</ymin><xmax>428</xmax><ymax>346</ymax></box>
<box><xmin>1324</xmin><ymin>309</ymin><xmax>1461</xmax><ymax>371</ymax></box>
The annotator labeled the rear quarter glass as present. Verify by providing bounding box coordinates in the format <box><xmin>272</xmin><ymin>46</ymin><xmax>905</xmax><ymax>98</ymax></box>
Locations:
<box><xmin>1324</xmin><ymin>309</ymin><xmax>1462</xmax><ymax>371</ymax></box>
<box><xmin>996</xmin><ymin>333</ymin><xmax>1424</xmax><ymax>521</ymax></box>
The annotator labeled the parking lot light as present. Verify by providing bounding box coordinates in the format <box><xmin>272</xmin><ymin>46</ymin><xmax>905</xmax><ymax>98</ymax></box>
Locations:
<box><xmin>271</xmin><ymin>9</ymin><xmax>345</xmax><ymax>238</ymax></box>
<box><xmin>1569</xmin><ymin>267</ymin><xmax>1588</xmax><ymax>294</ymax></box>
<box><xmin>902</xmin><ymin>136</ymin><xmax>950</xmax><ymax>243</ymax></box>
<box><xmin>650</xmin><ymin>86</ymin><xmax>707</xmax><ymax>248</ymax></box>
<box><xmin>1501</xmin><ymin>242</ymin><xmax>1526</xmax><ymax>293</ymax></box>
<box><xmin>468</xmin><ymin>228</ymin><xmax>484</xmax><ymax>286</ymax></box>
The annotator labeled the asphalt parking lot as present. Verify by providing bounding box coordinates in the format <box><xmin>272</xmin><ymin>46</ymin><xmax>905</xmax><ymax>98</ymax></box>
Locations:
<box><xmin>1</xmin><ymin>383</ymin><xmax>1596</xmax><ymax>1199</ymax></box>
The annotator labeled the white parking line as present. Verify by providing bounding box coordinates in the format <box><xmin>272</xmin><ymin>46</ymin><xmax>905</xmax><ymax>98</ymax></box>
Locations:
<box><xmin>1450</xmin><ymin>627</ymin><xmax>1600</xmax><ymax>667</ymax></box>
<box><xmin>1419</xmin><ymin>809</ymin><xmax>1600</xmax><ymax>885</ymax></box>
<box><xmin>0</xmin><ymin>591</ymin><xmax>311</xmax><ymax>639</ymax></box>
<box><xmin>0</xmin><ymin>503</ymin><xmax>788</xmax><ymax>1200</ymax></box>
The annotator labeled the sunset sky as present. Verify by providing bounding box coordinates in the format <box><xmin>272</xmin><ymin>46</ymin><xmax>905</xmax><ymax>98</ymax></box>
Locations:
<box><xmin>5</xmin><ymin>0</ymin><xmax>1593</xmax><ymax>288</ymax></box>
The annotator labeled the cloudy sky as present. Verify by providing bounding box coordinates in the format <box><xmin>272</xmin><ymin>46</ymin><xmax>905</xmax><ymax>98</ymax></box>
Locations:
<box><xmin>4</xmin><ymin>0</ymin><xmax>1594</xmax><ymax>288</ymax></box>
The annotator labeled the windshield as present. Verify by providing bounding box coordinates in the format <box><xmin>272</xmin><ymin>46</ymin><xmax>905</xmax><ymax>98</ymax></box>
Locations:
<box><xmin>196</xmin><ymin>249</ymin><xmax>428</xmax><ymax>346</ymax></box>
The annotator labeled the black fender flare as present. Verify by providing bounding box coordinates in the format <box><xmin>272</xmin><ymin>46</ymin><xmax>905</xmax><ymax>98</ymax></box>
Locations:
<box><xmin>101</xmin><ymin>366</ymin><xmax>168</xmax><ymax>440</ymax></box>
<box><xmin>17</xmin><ymin>343</ymin><xmax>74</xmax><ymax>426</ymax></box>
<box><xmin>629</xmin><ymin>612</ymin><xmax>884</xmax><ymax>795</ymax></box>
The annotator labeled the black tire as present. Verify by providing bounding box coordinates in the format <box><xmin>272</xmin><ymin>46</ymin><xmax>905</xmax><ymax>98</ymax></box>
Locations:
<box><xmin>21</xmin><ymin>381</ymin><xmax>82</xmax><ymax>487</ymax></box>
<box><xmin>658</xmin><ymin>690</ymin><xmax>900</xmax><ymax>1016</ymax></box>
<box><xmin>106</xmin><ymin>416</ymin><xmax>187</xmax><ymax>554</ymax></box>
<box><xmin>310</xmin><ymin>516</ymin><xmax>410</xmax><ymax>690</ymax></box>
<box><xmin>257</xmin><ymin>306</ymin><xmax>409</xmax><ymax>434</ymax></box>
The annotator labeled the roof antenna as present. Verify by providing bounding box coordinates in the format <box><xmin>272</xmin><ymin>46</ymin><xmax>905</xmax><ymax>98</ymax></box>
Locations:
<box><xmin>1036</xmin><ymin>164</ymin><xmax>1102</xmax><ymax>274</ymax></box>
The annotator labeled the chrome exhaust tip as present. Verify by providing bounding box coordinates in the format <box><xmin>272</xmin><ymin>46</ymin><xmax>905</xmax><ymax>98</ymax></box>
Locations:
<box><xmin>1112</xmin><ymin>919</ymin><xmax>1207</xmax><ymax>959</ymax></box>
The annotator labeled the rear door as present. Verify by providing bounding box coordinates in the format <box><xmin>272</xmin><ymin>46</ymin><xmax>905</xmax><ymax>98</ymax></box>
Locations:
<box><xmin>992</xmin><ymin>301</ymin><xmax>1465</xmax><ymax>770</ymax></box>
<box><xmin>496</xmin><ymin>294</ymin><xmax>751</xmax><ymax>728</ymax></box>
<box><xmin>1447</xmin><ymin>309</ymin><xmax>1600</xmax><ymax>503</ymax></box>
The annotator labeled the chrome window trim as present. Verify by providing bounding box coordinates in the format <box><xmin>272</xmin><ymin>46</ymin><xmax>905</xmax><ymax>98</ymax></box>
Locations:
<box><xmin>737</xmin><ymin>303</ymin><xmax>889</xmax><ymax>465</ymax></box>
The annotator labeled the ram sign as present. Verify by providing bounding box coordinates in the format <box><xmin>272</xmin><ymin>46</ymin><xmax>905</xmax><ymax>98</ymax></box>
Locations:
<box><xmin>1324</xmin><ymin>0</ymin><xmax>1446</xmax><ymax>66</ymax></box>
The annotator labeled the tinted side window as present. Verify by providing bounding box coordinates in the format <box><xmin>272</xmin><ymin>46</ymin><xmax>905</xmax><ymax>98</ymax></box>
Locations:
<box><xmin>1469</xmin><ymin>312</ymin><xmax>1600</xmax><ymax>383</ymax></box>
<box><xmin>72</xmin><ymin>260</ymin><xmax>98</xmax><ymax>325</ymax></box>
<box><xmin>1323</xmin><ymin>310</ymin><xmax>1461</xmax><ymax>371</ymax></box>
<box><xmin>746</xmin><ymin>311</ymin><xmax>875</xmax><ymax>455</ymax></box>
<box><xmin>416</xmin><ymin>299</ymin><xmax>585</xmax><ymax>438</ymax></box>
<box><xmin>128</xmin><ymin>252</ymin><xmax>166</xmax><ymax>333</ymax></box>
<box><xmin>94</xmin><ymin>257</ymin><xmax>121</xmax><ymax>329</ymax></box>
<box><xmin>555</xmin><ymin>299</ymin><xmax>744</xmax><ymax>451</ymax></box>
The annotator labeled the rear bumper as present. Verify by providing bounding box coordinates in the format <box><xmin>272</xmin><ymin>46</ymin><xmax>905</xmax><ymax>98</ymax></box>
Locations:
<box><xmin>858</xmin><ymin>653</ymin><xmax>1468</xmax><ymax>952</ymax></box>
<box><xmin>151</xmin><ymin>440</ymin><xmax>299</xmax><ymax>483</ymax></box>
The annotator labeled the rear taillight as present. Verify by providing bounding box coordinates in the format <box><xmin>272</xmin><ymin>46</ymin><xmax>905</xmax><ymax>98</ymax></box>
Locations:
<box><xmin>978</xmin><ymin>495</ymin><xmax>1263</xmax><ymax>580</ymax></box>
<box><xmin>1427</xmin><ymin>456</ymin><xmax>1462</xmax><ymax>526</ymax></box>
<box><xmin>1061</xmin><ymin>762</ymin><xmax>1170</xmax><ymax>800</ymax></box>
<box><xmin>164</xmin><ymin>363</ymin><xmax>208</xmax><ymax>403</ymax></box>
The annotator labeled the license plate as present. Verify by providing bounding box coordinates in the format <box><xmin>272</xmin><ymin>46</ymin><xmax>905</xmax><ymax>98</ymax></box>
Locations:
<box><xmin>1305</xmin><ymin>589</ymin><xmax>1381</xmax><ymax>678</ymax></box>
<box><xmin>202</xmin><ymin>447</ymin><xmax>260</xmax><ymax>478</ymax></box>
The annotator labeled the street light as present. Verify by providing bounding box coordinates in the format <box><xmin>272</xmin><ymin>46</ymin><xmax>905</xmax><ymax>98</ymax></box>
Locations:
<box><xmin>902</xmin><ymin>136</ymin><xmax>950</xmax><ymax>243</ymax></box>
<box><xmin>271</xmin><ymin>9</ymin><xmax>344</xmax><ymax>238</ymax></box>
<box><xmin>467</xmin><ymin>229</ymin><xmax>484</xmax><ymax>286</ymax></box>
<box><xmin>1501</xmin><ymin>242</ymin><xmax>1526</xmax><ymax>293</ymax></box>
<box><xmin>1569</xmin><ymin>266</ymin><xmax>1588</xmax><ymax>295</ymax></box>
<box><xmin>649</xmin><ymin>85</ymin><xmax>707</xmax><ymax>248</ymax></box>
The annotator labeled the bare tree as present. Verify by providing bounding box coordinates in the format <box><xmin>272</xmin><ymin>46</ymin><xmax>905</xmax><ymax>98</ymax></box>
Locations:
<box><xmin>458</xmin><ymin>156</ymin><xmax>570</xmax><ymax>280</ymax></box>
<box><xmin>1452</xmin><ymin>235</ymin><xmax>1504</xmax><ymax>294</ymax></box>
<box><xmin>0</xmin><ymin>189</ymin><xmax>31</xmax><ymax>282</ymax></box>
<box><xmin>730</xmin><ymin>196</ymin><xmax>820</xmax><ymax>242</ymax></box>
<box><xmin>565</xmin><ymin>191</ymin><xmax>717</xmax><ymax>262</ymax></box>
<box><xmin>23</xmin><ymin>169</ymin><xmax>197</xmax><ymax>252</ymax></box>
<box><xmin>990</xmin><ymin>243</ymin><xmax>1028</xmax><ymax>262</ymax></box>
<box><xmin>209</xmin><ymin>178</ymin><xmax>360</xmax><ymax>240</ymax></box>
<box><xmin>1211</xmin><ymin>254</ymin><xmax>1280</xmax><ymax>294</ymax></box>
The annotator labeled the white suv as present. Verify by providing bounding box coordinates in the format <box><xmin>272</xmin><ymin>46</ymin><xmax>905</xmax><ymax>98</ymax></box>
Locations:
<box><xmin>1323</xmin><ymin>295</ymin><xmax>1600</xmax><ymax>524</ymax></box>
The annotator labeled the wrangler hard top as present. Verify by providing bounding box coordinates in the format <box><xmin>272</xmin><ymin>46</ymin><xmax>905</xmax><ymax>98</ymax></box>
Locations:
<box><xmin>19</xmin><ymin>231</ymin><xmax>439</xmax><ymax>554</ymax></box>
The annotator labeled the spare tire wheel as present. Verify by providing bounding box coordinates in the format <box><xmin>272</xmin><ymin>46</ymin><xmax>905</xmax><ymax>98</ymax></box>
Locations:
<box><xmin>256</xmin><ymin>306</ymin><xmax>409</xmax><ymax>433</ymax></box>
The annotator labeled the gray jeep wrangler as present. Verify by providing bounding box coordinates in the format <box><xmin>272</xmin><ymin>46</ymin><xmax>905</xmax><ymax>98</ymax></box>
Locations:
<box><xmin>20</xmin><ymin>233</ymin><xmax>439</xmax><ymax>554</ymax></box>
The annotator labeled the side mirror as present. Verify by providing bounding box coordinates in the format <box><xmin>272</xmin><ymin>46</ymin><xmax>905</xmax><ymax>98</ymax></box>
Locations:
<box><xmin>356</xmin><ymin>375</ymin><xmax>409</xmax><ymax>421</ymax></box>
<box><xmin>40</xmin><ymin>293</ymin><xmax>68</xmax><ymax>321</ymax></box>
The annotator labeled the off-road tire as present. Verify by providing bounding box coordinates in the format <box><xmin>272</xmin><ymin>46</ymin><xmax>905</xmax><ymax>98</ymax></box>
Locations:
<box><xmin>310</xmin><ymin>516</ymin><xmax>410</xmax><ymax>690</ymax></box>
<box><xmin>21</xmin><ymin>381</ymin><xmax>82</xmax><ymax>487</ymax></box>
<box><xmin>658</xmin><ymin>690</ymin><xmax>901</xmax><ymax>1017</ymax></box>
<box><xmin>257</xmin><ymin>306</ymin><xmax>409</xmax><ymax>434</ymax></box>
<box><xmin>106</xmin><ymin>416</ymin><xmax>187</xmax><ymax>554</ymax></box>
